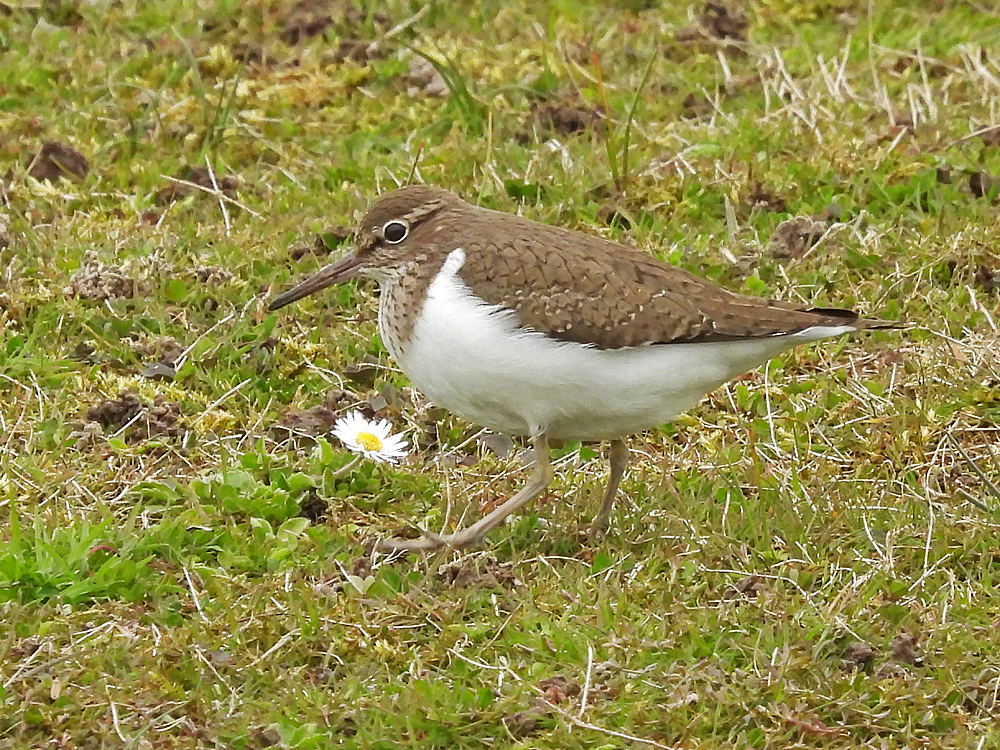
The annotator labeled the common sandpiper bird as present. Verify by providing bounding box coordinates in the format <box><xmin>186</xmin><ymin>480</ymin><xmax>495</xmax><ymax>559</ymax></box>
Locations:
<box><xmin>270</xmin><ymin>185</ymin><xmax>894</xmax><ymax>552</ymax></box>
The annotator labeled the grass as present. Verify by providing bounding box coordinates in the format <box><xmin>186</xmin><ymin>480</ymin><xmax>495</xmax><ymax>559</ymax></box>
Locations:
<box><xmin>2</xmin><ymin>0</ymin><xmax>1000</xmax><ymax>747</ymax></box>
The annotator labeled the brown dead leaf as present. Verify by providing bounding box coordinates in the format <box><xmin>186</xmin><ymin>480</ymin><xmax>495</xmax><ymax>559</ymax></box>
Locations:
<box><xmin>479</xmin><ymin>432</ymin><xmax>514</xmax><ymax>459</ymax></box>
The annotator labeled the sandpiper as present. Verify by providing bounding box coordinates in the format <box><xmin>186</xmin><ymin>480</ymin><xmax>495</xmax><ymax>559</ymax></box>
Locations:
<box><xmin>270</xmin><ymin>185</ymin><xmax>894</xmax><ymax>552</ymax></box>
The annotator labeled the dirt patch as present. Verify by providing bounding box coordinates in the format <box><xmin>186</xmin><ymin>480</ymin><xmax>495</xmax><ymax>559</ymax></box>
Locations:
<box><xmin>65</xmin><ymin>253</ymin><xmax>156</xmax><ymax>301</ymax></box>
<box><xmin>191</xmin><ymin>265</ymin><xmax>234</xmax><ymax>285</ymax></box>
<box><xmin>873</xmin><ymin>631</ymin><xmax>924</xmax><ymax>679</ymax></box>
<box><xmin>595</xmin><ymin>203</ymin><xmax>632</xmax><ymax>230</ymax></box>
<box><xmin>132</xmin><ymin>335</ymin><xmax>190</xmax><ymax>381</ymax></box>
<box><xmin>973</xmin><ymin>263</ymin><xmax>1000</xmax><ymax>293</ymax></box>
<box><xmin>700</xmin><ymin>1</ymin><xmax>749</xmax><ymax>41</ymax></box>
<box><xmin>961</xmin><ymin>674</ymin><xmax>1000</xmax><ymax>714</ymax></box>
<box><xmin>271</xmin><ymin>389</ymin><xmax>372</xmax><ymax>440</ymax></box>
<box><xmin>979</xmin><ymin>127</ymin><xmax>1000</xmax><ymax>148</ymax></box>
<box><xmin>968</xmin><ymin>170</ymin><xmax>999</xmax><ymax>201</ymax></box>
<box><xmin>275</xmin><ymin>404</ymin><xmax>341</xmax><ymax>438</ymax></box>
<box><xmin>842</xmin><ymin>640</ymin><xmax>875</xmax><ymax>670</ymax></box>
<box><xmin>889</xmin><ymin>632</ymin><xmax>922</xmax><ymax>665</ymax></box>
<box><xmin>406</xmin><ymin>56</ymin><xmax>449</xmax><ymax>97</ymax></box>
<box><xmin>437</xmin><ymin>554</ymin><xmax>522</xmax><ymax>590</ymax></box>
<box><xmin>504</xmin><ymin>705</ymin><xmax>548</xmax><ymax>738</ymax></box>
<box><xmin>230</xmin><ymin>43</ymin><xmax>277</xmax><ymax>67</ymax></box>
<box><xmin>322</xmin><ymin>388</ymin><xmax>365</xmax><ymax>413</ymax></box>
<box><xmin>249</xmin><ymin>726</ymin><xmax>282</xmax><ymax>747</ymax></box>
<box><xmin>502</xmin><ymin>676</ymin><xmax>583</xmax><ymax>738</ymax></box>
<box><xmin>680</xmin><ymin>91</ymin><xmax>714</xmax><ymax>118</ymax></box>
<box><xmin>343</xmin><ymin>356</ymin><xmax>380</xmax><ymax>389</ymax></box>
<box><xmin>86</xmin><ymin>392</ymin><xmax>184</xmax><ymax>443</ymax></box>
<box><xmin>741</xmin><ymin>181</ymin><xmax>787</xmax><ymax>214</ymax></box>
<box><xmin>891</xmin><ymin>53</ymin><xmax>949</xmax><ymax>78</ymax></box>
<box><xmin>131</xmin><ymin>336</ymin><xmax>185</xmax><ymax>368</ymax></box>
<box><xmin>28</xmin><ymin>141</ymin><xmax>89</xmax><ymax>182</ymax></box>
<box><xmin>279</xmin><ymin>0</ymin><xmax>389</xmax><ymax>46</ymax></box>
<box><xmin>767</xmin><ymin>216</ymin><xmax>830</xmax><ymax>259</ymax></box>
<box><xmin>937</xmin><ymin>252</ymin><xmax>1000</xmax><ymax>293</ymax></box>
<box><xmin>537</xmin><ymin>675</ymin><xmax>581</xmax><ymax>704</ymax></box>
<box><xmin>333</xmin><ymin>38</ymin><xmax>385</xmax><ymax>64</ymax></box>
<box><xmin>154</xmin><ymin>166</ymin><xmax>239</xmax><ymax>205</ymax></box>
<box><xmin>676</xmin><ymin>1</ymin><xmax>749</xmax><ymax>45</ymax></box>
<box><xmin>523</xmin><ymin>102</ymin><xmax>604</xmax><ymax>138</ymax></box>
<box><xmin>722</xmin><ymin>574</ymin><xmax>767</xmax><ymax>599</ymax></box>
<box><xmin>298</xmin><ymin>490</ymin><xmax>328</xmax><ymax>523</ymax></box>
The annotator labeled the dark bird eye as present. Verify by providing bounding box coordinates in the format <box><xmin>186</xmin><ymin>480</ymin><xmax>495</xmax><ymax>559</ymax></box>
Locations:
<box><xmin>383</xmin><ymin>220</ymin><xmax>408</xmax><ymax>244</ymax></box>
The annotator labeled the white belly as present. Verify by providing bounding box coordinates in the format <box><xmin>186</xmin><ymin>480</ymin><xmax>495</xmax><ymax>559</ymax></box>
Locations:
<box><xmin>381</xmin><ymin>250</ymin><xmax>856</xmax><ymax>441</ymax></box>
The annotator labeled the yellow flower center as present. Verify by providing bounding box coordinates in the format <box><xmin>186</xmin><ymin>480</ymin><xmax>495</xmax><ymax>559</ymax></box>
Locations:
<box><xmin>356</xmin><ymin>431</ymin><xmax>383</xmax><ymax>452</ymax></box>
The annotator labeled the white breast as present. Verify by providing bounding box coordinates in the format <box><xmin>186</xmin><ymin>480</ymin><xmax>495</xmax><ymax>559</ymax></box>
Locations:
<box><xmin>383</xmin><ymin>249</ymin><xmax>856</xmax><ymax>441</ymax></box>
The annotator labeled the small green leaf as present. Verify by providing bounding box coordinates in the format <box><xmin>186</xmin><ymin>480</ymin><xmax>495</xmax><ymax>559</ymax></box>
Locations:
<box><xmin>163</xmin><ymin>278</ymin><xmax>187</xmax><ymax>303</ymax></box>
<box><xmin>590</xmin><ymin>549</ymin><xmax>614</xmax><ymax>575</ymax></box>
<box><xmin>504</xmin><ymin>180</ymin><xmax>543</xmax><ymax>202</ymax></box>
<box><xmin>286</xmin><ymin>472</ymin><xmax>314</xmax><ymax>493</ymax></box>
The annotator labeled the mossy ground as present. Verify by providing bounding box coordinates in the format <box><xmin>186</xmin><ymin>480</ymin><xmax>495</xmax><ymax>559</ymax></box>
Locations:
<box><xmin>2</xmin><ymin>1</ymin><xmax>1000</xmax><ymax>748</ymax></box>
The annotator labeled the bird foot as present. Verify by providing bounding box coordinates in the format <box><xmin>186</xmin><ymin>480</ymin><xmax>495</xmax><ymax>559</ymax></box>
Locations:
<box><xmin>375</xmin><ymin>527</ymin><xmax>486</xmax><ymax>554</ymax></box>
<box><xmin>376</xmin><ymin>434</ymin><xmax>555</xmax><ymax>554</ymax></box>
<box><xmin>571</xmin><ymin>518</ymin><xmax>611</xmax><ymax>546</ymax></box>
<box><xmin>588</xmin><ymin>518</ymin><xmax>611</xmax><ymax>536</ymax></box>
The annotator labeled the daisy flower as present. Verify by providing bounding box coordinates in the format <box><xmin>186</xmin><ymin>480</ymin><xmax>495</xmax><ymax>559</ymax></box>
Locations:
<box><xmin>332</xmin><ymin>411</ymin><xmax>409</xmax><ymax>464</ymax></box>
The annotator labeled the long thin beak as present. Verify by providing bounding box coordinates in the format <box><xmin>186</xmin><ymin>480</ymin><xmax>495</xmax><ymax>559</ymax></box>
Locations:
<box><xmin>268</xmin><ymin>253</ymin><xmax>365</xmax><ymax>311</ymax></box>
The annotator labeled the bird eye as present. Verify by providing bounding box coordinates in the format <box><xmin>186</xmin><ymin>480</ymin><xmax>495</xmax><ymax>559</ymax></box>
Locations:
<box><xmin>383</xmin><ymin>220</ymin><xmax>409</xmax><ymax>244</ymax></box>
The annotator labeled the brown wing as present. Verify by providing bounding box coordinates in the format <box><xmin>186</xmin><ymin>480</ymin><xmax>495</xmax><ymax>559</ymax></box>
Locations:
<box><xmin>457</xmin><ymin>212</ymin><xmax>870</xmax><ymax>350</ymax></box>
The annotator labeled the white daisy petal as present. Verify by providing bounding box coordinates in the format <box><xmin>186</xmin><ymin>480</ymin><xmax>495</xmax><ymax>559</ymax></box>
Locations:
<box><xmin>332</xmin><ymin>410</ymin><xmax>409</xmax><ymax>464</ymax></box>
